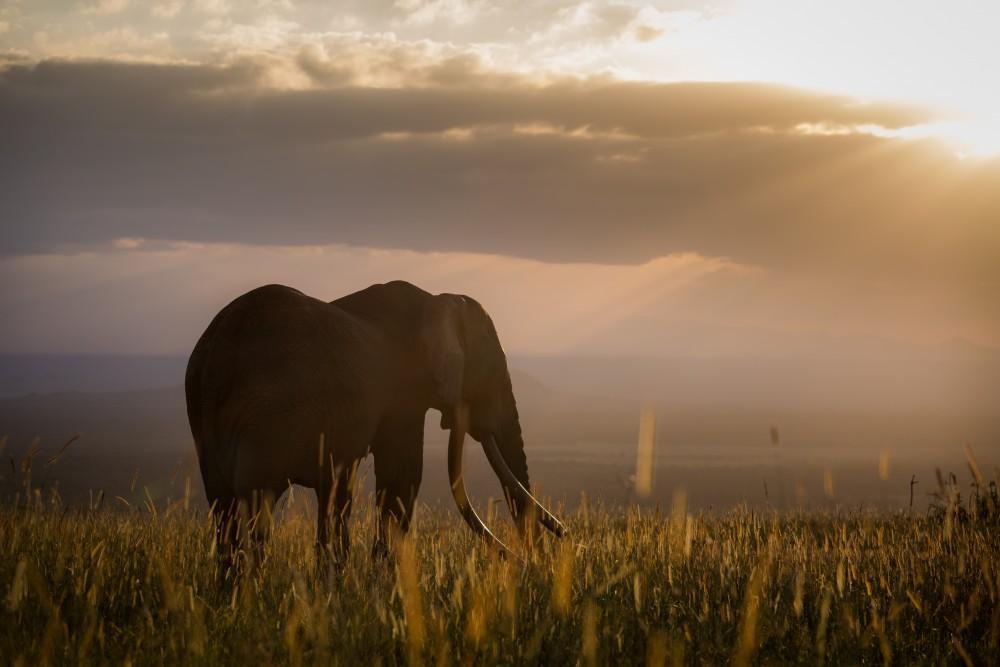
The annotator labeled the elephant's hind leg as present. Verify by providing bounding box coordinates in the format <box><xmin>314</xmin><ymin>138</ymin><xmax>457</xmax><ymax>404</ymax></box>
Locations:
<box><xmin>226</xmin><ymin>438</ymin><xmax>289</xmax><ymax>570</ymax></box>
<box><xmin>199</xmin><ymin>454</ymin><xmax>240</xmax><ymax>581</ymax></box>
<box><xmin>372</xmin><ymin>416</ymin><xmax>425</xmax><ymax>559</ymax></box>
<box><xmin>208</xmin><ymin>495</ymin><xmax>239</xmax><ymax>582</ymax></box>
<box><xmin>317</xmin><ymin>463</ymin><xmax>357</xmax><ymax>567</ymax></box>
<box><xmin>242</xmin><ymin>487</ymin><xmax>280</xmax><ymax>569</ymax></box>
<box><xmin>316</xmin><ymin>483</ymin><xmax>331</xmax><ymax>560</ymax></box>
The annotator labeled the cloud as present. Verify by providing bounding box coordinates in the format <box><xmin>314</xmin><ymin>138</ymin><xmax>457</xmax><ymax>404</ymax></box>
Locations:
<box><xmin>633</xmin><ymin>23</ymin><xmax>662</xmax><ymax>42</ymax></box>
<box><xmin>1</xmin><ymin>239</ymin><xmax>995</xmax><ymax>360</ymax></box>
<box><xmin>151</xmin><ymin>1</ymin><xmax>185</xmax><ymax>20</ymax></box>
<box><xmin>0</xmin><ymin>2</ymin><xmax>993</xmax><ymax>377</ymax></box>
<box><xmin>81</xmin><ymin>0</ymin><xmax>131</xmax><ymax>17</ymax></box>
<box><xmin>392</xmin><ymin>0</ymin><xmax>486</xmax><ymax>27</ymax></box>
<box><xmin>0</xmin><ymin>3</ymin><xmax>766</xmax><ymax>85</ymax></box>
<box><xmin>193</xmin><ymin>0</ymin><xmax>230</xmax><ymax>16</ymax></box>
<box><xmin>0</xmin><ymin>240</ymin><xmax>741</xmax><ymax>354</ymax></box>
<box><xmin>0</xmin><ymin>58</ymin><xmax>997</xmax><ymax>349</ymax></box>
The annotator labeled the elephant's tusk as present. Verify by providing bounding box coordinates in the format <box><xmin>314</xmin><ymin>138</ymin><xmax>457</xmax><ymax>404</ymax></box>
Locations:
<box><xmin>482</xmin><ymin>434</ymin><xmax>567</xmax><ymax>538</ymax></box>
<box><xmin>447</xmin><ymin>406</ymin><xmax>516</xmax><ymax>558</ymax></box>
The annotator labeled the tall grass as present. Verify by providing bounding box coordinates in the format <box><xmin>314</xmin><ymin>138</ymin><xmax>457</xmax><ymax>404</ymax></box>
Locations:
<box><xmin>1</xmin><ymin>489</ymin><xmax>998</xmax><ymax>664</ymax></box>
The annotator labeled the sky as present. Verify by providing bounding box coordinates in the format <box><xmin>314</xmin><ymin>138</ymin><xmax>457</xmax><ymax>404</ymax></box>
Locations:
<box><xmin>1</xmin><ymin>0</ymin><xmax>998</xmax><ymax>360</ymax></box>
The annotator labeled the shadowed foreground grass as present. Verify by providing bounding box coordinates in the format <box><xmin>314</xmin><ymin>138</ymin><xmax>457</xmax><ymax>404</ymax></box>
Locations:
<box><xmin>2</xmin><ymin>495</ymin><xmax>998</xmax><ymax>665</ymax></box>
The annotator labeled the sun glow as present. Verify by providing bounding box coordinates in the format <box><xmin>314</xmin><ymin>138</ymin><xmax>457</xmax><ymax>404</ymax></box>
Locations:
<box><xmin>851</xmin><ymin>118</ymin><xmax>1000</xmax><ymax>159</ymax></box>
<box><xmin>925</xmin><ymin>119</ymin><xmax>1000</xmax><ymax>159</ymax></box>
<box><xmin>618</xmin><ymin>0</ymin><xmax>1000</xmax><ymax>156</ymax></box>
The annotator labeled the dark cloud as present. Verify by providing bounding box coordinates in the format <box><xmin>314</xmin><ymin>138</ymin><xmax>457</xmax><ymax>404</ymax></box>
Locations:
<box><xmin>1</xmin><ymin>58</ymin><xmax>997</xmax><ymax>302</ymax></box>
<box><xmin>1</xmin><ymin>58</ymin><xmax>928</xmax><ymax>139</ymax></box>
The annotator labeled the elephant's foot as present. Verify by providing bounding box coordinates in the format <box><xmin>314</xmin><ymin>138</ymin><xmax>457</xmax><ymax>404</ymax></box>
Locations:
<box><xmin>371</xmin><ymin>538</ymin><xmax>392</xmax><ymax>561</ymax></box>
<box><xmin>315</xmin><ymin>540</ymin><xmax>350</xmax><ymax>574</ymax></box>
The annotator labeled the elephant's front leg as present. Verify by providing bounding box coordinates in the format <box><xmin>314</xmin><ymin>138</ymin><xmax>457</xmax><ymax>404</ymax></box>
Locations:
<box><xmin>371</xmin><ymin>415</ymin><xmax>424</xmax><ymax>559</ymax></box>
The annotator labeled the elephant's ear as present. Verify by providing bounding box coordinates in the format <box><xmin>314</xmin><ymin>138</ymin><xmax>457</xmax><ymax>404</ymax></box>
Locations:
<box><xmin>424</xmin><ymin>294</ymin><xmax>466</xmax><ymax>424</ymax></box>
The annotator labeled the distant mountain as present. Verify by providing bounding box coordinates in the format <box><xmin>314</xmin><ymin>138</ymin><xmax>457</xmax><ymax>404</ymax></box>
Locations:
<box><xmin>511</xmin><ymin>354</ymin><xmax>1000</xmax><ymax>413</ymax></box>
<box><xmin>1</xmin><ymin>364</ymin><xmax>997</xmax><ymax>510</ymax></box>
<box><xmin>0</xmin><ymin>368</ymin><xmax>555</xmax><ymax>456</ymax></box>
<box><xmin>0</xmin><ymin>354</ymin><xmax>187</xmax><ymax>397</ymax></box>
<box><xmin>2</xmin><ymin>349</ymin><xmax>998</xmax><ymax>412</ymax></box>
<box><xmin>0</xmin><ymin>385</ymin><xmax>186</xmax><ymax>427</ymax></box>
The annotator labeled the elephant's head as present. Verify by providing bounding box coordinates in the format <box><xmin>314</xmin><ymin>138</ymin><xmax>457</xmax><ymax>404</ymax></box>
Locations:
<box><xmin>423</xmin><ymin>293</ymin><xmax>566</xmax><ymax>553</ymax></box>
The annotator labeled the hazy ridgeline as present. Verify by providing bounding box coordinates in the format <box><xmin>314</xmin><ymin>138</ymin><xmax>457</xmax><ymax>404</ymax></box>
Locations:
<box><xmin>1</xmin><ymin>354</ymin><xmax>998</xmax><ymax>513</ymax></box>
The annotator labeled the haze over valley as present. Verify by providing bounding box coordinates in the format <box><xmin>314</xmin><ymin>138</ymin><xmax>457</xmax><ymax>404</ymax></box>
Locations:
<box><xmin>3</xmin><ymin>351</ymin><xmax>996</xmax><ymax>513</ymax></box>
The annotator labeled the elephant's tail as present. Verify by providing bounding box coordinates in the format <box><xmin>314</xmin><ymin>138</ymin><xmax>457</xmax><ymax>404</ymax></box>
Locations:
<box><xmin>185</xmin><ymin>335</ymin><xmax>235</xmax><ymax>504</ymax></box>
<box><xmin>184</xmin><ymin>343</ymin><xmax>209</xmax><ymax>461</ymax></box>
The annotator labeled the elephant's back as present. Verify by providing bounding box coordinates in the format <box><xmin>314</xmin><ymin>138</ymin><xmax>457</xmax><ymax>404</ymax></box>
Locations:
<box><xmin>185</xmin><ymin>285</ymin><xmax>377</xmax><ymax>456</ymax></box>
<box><xmin>196</xmin><ymin>284</ymin><xmax>328</xmax><ymax>362</ymax></box>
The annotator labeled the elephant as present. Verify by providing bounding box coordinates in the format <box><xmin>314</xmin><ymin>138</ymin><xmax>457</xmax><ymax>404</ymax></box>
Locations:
<box><xmin>184</xmin><ymin>281</ymin><xmax>564</xmax><ymax>567</ymax></box>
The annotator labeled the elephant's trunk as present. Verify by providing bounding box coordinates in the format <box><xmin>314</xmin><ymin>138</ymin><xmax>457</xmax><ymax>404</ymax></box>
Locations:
<box><xmin>494</xmin><ymin>386</ymin><xmax>566</xmax><ymax>538</ymax></box>
<box><xmin>494</xmin><ymin>409</ymin><xmax>531</xmax><ymax>522</ymax></box>
<box><xmin>482</xmin><ymin>434</ymin><xmax>566</xmax><ymax>537</ymax></box>
<box><xmin>447</xmin><ymin>405</ymin><xmax>515</xmax><ymax>557</ymax></box>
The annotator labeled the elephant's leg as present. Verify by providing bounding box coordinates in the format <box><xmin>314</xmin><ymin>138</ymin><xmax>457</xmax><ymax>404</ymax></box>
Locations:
<box><xmin>327</xmin><ymin>463</ymin><xmax>357</xmax><ymax>566</ymax></box>
<box><xmin>198</xmin><ymin>453</ymin><xmax>240</xmax><ymax>579</ymax></box>
<box><xmin>315</xmin><ymin>483</ymin><xmax>331</xmax><ymax>561</ymax></box>
<box><xmin>372</xmin><ymin>417</ymin><xmax>425</xmax><ymax>559</ymax></box>
<box><xmin>244</xmin><ymin>487</ymin><xmax>279</xmax><ymax>569</ymax></box>
<box><xmin>209</xmin><ymin>496</ymin><xmax>239</xmax><ymax>581</ymax></box>
<box><xmin>314</xmin><ymin>424</ymin><xmax>371</xmax><ymax>568</ymax></box>
<box><xmin>227</xmin><ymin>437</ymin><xmax>290</xmax><ymax>571</ymax></box>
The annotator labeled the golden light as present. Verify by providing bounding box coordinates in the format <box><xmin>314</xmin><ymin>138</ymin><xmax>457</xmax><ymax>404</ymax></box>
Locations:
<box><xmin>623</xmin><ymin>0</ymin><xmax>1000</xmax><ymax>156</ymax></box>
<box><xmin>634</xmin><ymin>406</ymin><xmax>657</xmax><ymax>499</ymax></box>
<box><xmin>925</xmin><ymin>120</ymin><xmax>1000</xmax><ymax>159</ymax></box>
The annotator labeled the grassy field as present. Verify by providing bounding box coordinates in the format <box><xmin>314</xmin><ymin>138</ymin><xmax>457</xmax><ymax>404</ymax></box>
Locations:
<box><xmin>2</xmin><ymin>486</ymin><xmax>998</xmax><ymax>665</ymax></box>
